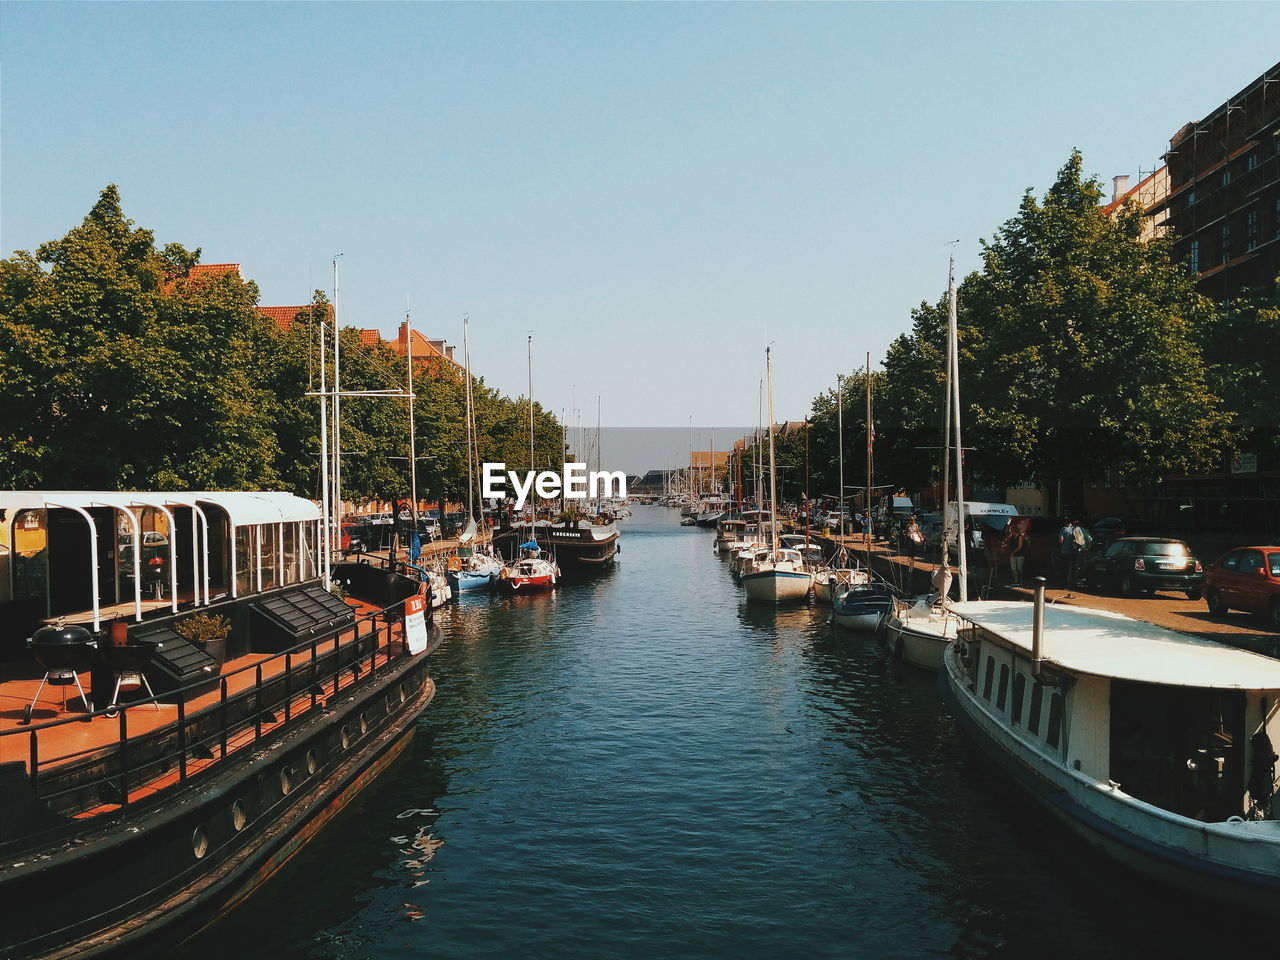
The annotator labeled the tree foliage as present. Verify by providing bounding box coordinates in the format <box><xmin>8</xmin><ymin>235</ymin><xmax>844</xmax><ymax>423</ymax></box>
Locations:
<box><xmin>0</xmin><ymin>186</ymin><xmax>561</xmax><ymax>501</ymax></box>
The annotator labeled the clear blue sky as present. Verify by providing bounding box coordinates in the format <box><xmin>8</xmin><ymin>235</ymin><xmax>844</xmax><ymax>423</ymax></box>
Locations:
<box><xmin>4</xmin><ymin>1</ymin><xmax>1277</xmax><ymax>433</ymax></box>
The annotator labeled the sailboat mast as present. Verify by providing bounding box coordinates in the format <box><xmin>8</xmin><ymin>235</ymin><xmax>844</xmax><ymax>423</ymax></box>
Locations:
<box><xmin>527</xmin><ymin>335</ymin><xmax>534</xmax><ymax>474</ymax></box>
<box><xmin>463</xmin><ymin>317</ymin><xmax>474</xmax><ymax>523</ymax></box>
<box><xmin>406</xmin><ymin>309</ymin><xmax>418</xmax><ymax>532</ymax></box>
<box><xmin>865</xmin><ymin>352</ymin><xmax>872</xmax><ymax>569</ymax></box>
<box><xmin>940</xmin><ymin>258</ymin><xmax>954</xmax><ymax>579</ymax></box>
<box><xmin>949</xmin><ymin>258</ymin><xmax>968</xmax><ymax>601</ymax></box>
<box><xmin>318</xmin><ymin>317</ymin><xmax>331</xmax><ymax>587</ymax></box>
<box><xmin>766</xmin><ymin>347</ymin><xmax>779</xmax><ymax>551</ymax></box>
<box><xmin>837</xmin><ymin>374</ymin><xmax>844</xmax><ymax>540</ymax></box>
<box><xmin>331</xmin><ymin>258</ymin><xmax>342</xmax><ymax>544</ymax></box>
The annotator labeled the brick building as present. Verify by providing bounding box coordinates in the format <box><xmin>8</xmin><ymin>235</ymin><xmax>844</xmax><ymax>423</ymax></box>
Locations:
<box><xmin>1154</xmin><ymin>62</ymin><xmax>1280</xmax><ymax>301</ymax></box>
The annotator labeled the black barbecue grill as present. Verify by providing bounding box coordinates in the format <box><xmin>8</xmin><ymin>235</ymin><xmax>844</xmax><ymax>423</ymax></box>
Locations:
<box><xmin>24</xmin><ymin>622</ymin><xmax>96</xmax><ymax>723</ymax></box>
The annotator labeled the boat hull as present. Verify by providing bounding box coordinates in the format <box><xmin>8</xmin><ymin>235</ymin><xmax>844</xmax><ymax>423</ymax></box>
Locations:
<box><xmin>939</xmin><ymin>644</ymin><xmax>1280</xmax><ymax>915</ymax></box>
<box><xmin>2</xmin><ymin>651</ymin><xmax>437</xmax><ymax>960</ymax></box>
<box><xmin>742</xmin><ymin>569</ymin><xmax>813</xmax><ymax>603</ymax></box>
<box><xmin>500</xmin><ymin>575</ymin><xmax>556</xmax><ymax>592</ymax></box>
<box><xmin>448</xmin><ymin>570</ymin><xmax>496</xmax><ymax>592</ymax></box>
<box><xmin>884</xmin><ymin>602</ymin><xmax>956</xmax><ymax>670</ymax></box>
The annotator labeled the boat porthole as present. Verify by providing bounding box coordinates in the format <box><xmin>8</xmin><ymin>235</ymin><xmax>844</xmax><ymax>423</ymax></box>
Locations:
<box><xmin>341</xmin><ymin>725</ymin><xmax>351</xmax><ymax>750</ymax></box>
<box><xmin>192</xmin><ymin>826</ymin><xmax>209</xmax><ymax>859</ymax></box>
<box><xmin>399</xmin><ymin>683</ymin><xmax>407</xmax><ymax>704</ymax></box>
<box><xmin>306</xmin><ymin>749</ymin><xmax>318</xmax><ymax>775</ymax></box>
<box><xmin>386</xmin><ymin>693</ymin><xmax>395</xmax><ymax>714</ymax></box>
<box><xmin>232</xmin><ymin>800</ymin><xmax>248</xmax><ymax>831</ymax></box>
<box><xmin>359</xmin><ymin>712</ymin><xmax>369</xmax><ymax>736</ymax></box>
<box><xmin>280</xmin><ymin>768</ymin><xmax>294</xmax><ymax>796</ymax></box>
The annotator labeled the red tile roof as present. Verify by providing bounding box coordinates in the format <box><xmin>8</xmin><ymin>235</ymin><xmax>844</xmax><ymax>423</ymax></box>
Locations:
<box><xmin>257</xmin><ymin>303</ymin><xmax>334</xmax><ymax>332</ymax></box>
<box><xmin>359</xmin><ymin>329</ymin><xmax>381</xmax><ymax>346</ymax></box>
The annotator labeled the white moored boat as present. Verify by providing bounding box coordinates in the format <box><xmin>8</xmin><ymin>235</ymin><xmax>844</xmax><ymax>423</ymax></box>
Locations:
<box><xmin>883</xmin><ymin>594</ymin><xmax>959</xmax><ymax>670</ymax></box>
<box><xmin>940</xmin><ymin>590</ymin><xmax>1280</xmax><ymax>913</ymax></box>
<box><xmin>742</xmin><ymin>547</ymin><xmax>813</xmax><ymax>603</ymax></box>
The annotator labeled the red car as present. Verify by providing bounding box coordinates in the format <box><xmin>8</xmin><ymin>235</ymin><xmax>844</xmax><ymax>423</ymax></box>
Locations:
<box><xmin>1203</xmin><ymin>546</ymin><xmax>1280</xmax><ymax>629</ymax></box>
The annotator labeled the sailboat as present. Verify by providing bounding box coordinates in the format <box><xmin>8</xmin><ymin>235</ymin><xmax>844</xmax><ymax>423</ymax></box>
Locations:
<box><xmin>499</xmin><ymin>335</ymin><xmax>559</xmax><ymax>592</ymax></box>
<box><xmin>742</xmin><ymin>347</ymin><xmax>814</xmax><ymax>603</ymax></box>
<box><xmin>831</xmin><ymin>357</ymin><xmax>896</xmax><ymax>630</ymax></box>
<box><xmin>450</xmin><ymin>317</ymin><xmax>502</xmax><ymax>592</ymax></box>
<box><xmin>884</xmin><ymin>260</ymin><xmax>967</xmax><ymax>667</ymax></box>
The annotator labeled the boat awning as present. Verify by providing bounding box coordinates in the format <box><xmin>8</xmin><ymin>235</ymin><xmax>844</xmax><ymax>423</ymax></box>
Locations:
<box><xmin>194</xmin><ymin>492</ymin><xmax>320</xmax><ymax>527</ymax></box>
<box><xmin>950</xmin><ymin>600</ymin><xmax>1280</xmax><ymax>690</ymax></box>
<box><xmin>2</xmin><ymin>491</ymin><xmax>319</xmax><ymax>526</ymax></box>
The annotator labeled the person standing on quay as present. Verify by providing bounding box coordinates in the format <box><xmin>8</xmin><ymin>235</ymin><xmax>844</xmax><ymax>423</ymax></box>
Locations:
<box><xmin>1056</xmin><ymin>518</ymin><xmax>1074</xmax><ymax>586</ymax></box>
<box><xmin>1006</xmin><ymin>519</ymin><xmax>1027</xmax><ymax>587</ymax></box>
<box><xmin>905</xmin><ymin>514</ymin><xmax>923</xmax><ymax>562</ymax></box>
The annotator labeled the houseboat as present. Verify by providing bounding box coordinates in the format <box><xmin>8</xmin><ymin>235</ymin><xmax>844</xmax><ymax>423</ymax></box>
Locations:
<box><xmin>940</xmin><ymin>588</ymin><xmax>1280</xmax><ymax>913</ymax></box>
<box><xmin>0</xmin><ymin>491</ymin><xmax>441</xmax><ymax>958</ymax></box>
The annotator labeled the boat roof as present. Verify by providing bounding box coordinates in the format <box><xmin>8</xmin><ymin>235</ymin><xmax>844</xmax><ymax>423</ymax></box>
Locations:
<box><xmin>949</xmin><ymin>600</ymin><xmax>1280</xmax><ymax>690</ymax></box>
<box><xmin>1</xmin><ymin>490</ymin><xmax>320</xmax><ymax>527</ymax></box>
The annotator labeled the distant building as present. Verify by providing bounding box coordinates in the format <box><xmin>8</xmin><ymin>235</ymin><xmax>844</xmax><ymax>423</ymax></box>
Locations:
<box><xmin>1102</xmin><ymin>168</ymin><xmax>1171</xmax><ymax>242</ymax></box>
<box><xmin>359</xmin><ymin>322</ymin><xmax>463</xmax><ymax>372</ymax></box>
<box><xmin>1154</xmin><ymin>61</ymin><xmax>1280</xmax><ymax>301</ymax></box>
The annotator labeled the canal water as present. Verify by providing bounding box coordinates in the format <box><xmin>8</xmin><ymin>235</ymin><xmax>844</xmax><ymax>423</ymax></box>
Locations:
<box><xmin>178</xmin><ymin>507</ymin><xmax>1268</xmax><ymax>959</ymax></box>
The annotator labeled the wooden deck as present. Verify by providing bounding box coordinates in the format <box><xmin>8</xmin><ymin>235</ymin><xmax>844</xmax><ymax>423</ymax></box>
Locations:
<box><xmin>0</xmin><ymin>598</ymin><xmax>396</xmax><ymax>787</ymax></box>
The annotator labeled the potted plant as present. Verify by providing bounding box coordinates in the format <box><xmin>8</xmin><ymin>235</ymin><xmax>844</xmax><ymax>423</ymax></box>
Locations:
<box><xmin>175</xmin><ymin>613</ymin><xmax>232</xmax><ymax>665</ymax></box>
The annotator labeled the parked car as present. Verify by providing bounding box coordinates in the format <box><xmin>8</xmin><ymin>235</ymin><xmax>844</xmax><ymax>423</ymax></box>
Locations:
<box><xmin>1080</xmin><ymin>537</ymin><xmax>1203</xmax><ymax>598</ymax></box>
<box><xmin>1089</xmin><ymin>516</ymin><xmax>1152</xmax><ymax>550</ymax></box>
<box><xmin>1203</xmin><ymin>546</ymin><xmax>1280</xmax><ymax>628</ymax></box>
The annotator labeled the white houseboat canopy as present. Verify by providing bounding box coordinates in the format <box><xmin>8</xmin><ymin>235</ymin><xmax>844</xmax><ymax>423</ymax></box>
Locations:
<box><xmin>951</xmin><ymin>600</ymin><xmax>1280</xmax><ymax>690</ymax></box>
<box><xmin>1</xmin><ymin>491</ymin><xmax>319</xmax><ymax>526</ymax></box>
<box><xmin>192</xmin><ymin>492</ymin><xmax>320</xmax><ymax>527</ymax></box>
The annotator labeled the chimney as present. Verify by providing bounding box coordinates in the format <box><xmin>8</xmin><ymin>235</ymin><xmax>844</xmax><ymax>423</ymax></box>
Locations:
<box><xmin>446</xmin><ymin>345</ymin><xmax>455</xmax><ymax>360</ymax></box>
<box><xmin>1112</xmin><ymin>175</ymin><xmax>1130</xmax><ymax>204</ymax></box>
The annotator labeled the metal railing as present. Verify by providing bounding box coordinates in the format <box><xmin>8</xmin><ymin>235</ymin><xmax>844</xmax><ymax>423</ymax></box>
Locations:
<box><xmin>1</xmin><ymin>600</ymin><xmax>410</xmax><ymax>851</ymax></box>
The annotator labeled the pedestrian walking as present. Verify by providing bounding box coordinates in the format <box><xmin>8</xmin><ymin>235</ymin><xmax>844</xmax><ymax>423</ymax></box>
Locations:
<box><xmin>1067</xmin><ymin>519</ymin><xmax>1091</xmax><ymax>587</ymax></box>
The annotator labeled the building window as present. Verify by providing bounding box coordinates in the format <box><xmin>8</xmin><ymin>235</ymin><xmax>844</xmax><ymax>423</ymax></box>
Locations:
<box><xmin>1221</xmin><ymin>167</ymin><xmax>1231</xmax><ymax>187</ymax></box>
<box><xmin>1246</xmin><ymin>152</ymin><xmax>1259</xmax><ymax>171</ymax></box>
<box><xmin>1189</xmin><ymin>239</ymin><xmax>1200</xmax><ymax>273</ymax></box>
<box><xmin>1247</xmin><ymin>210</ymin><xmax>1259</xmax><ymax>251</ymax></box>
<box><xmin>1221</xmin><ymin>223</ymin><xmax>1231</xmax><ymax>264</ymax></box>
<box><xmin>1186</xmin><ymin>189</ymin><xmax>1197</xmax><ymax>209</ymax></box>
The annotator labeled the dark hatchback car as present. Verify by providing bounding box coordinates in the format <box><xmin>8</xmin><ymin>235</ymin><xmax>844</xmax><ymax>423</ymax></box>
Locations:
<box><xmin>1081</xmin><ymin>537</ymin><xmax>1204</xmax><ymax>598</ymax></box>
<box><xmin>1203</xmin><ymin>546</ymin><xmax>1280</xmax><ymax>628</ymax></box>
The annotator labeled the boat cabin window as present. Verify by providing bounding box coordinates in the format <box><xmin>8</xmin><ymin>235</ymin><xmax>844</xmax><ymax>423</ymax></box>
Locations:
<box><xmin>262</xmin><ymin>523</ymin><xmax>280</xmax><ymax>591</ymax></box>
<box><xmin>1028</xmin><ymin>684</ymin><xmax>1044</xmax><ymax>735</ymax></box>
<box><xmin>1046</xmin><ymin>693</ymin><xmax>1064</xmax><ymax>749</ymax></box>
<box><xmin>1109</xmin><ymin>681</ymin><xmax>1246</xmax><ymax>821</ymax></box>
<box><xmin>982</xmin><ymin>656</ymin><xmax>996</xmax><ymax>700</ymax></box>
<box><xmin>235</xmin><ymin>526</ymin><xmax>255</xmax><ymax>596</ymax></box>
<box><xmin>1011</xmin><ymin>673</ymin><xmax>1026</xmax><ymax>725</ymax></box>
<box><xmin>10</xmin><ymin>509</ymin><xmax>47</xmax><ymax>605</ymax></box>
<box><xmin>996</xmin><ymin>664</ymin><xmax>1010</xmax><ymax>712</ymax></box>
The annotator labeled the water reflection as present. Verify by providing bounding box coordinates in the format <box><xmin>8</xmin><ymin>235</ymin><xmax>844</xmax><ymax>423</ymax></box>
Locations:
<box><xmin>175</xmin><ymin>505</ymin><xmax>1272</xmax><ymax>960</ymax></box>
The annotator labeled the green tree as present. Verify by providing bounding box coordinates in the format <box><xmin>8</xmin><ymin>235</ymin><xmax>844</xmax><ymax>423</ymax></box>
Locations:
<box><xmin>1196</xmin><ymin>276</ymin><xmax>1280</xmax><ymax>463</ymax></box>
<box><xmin>961</xmin><ymin>151</ymin><xmax>1226</xmax><ymax>510</ymax></box>
<box><xmin>0</xmin><ymin>185</ymin><xmax>281</xmax><ymax>489</ymax></box>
